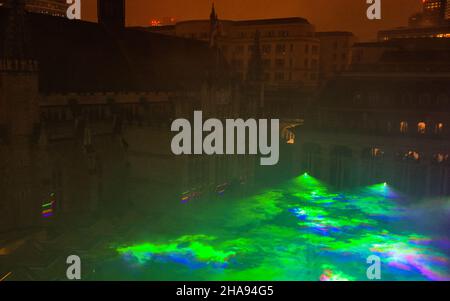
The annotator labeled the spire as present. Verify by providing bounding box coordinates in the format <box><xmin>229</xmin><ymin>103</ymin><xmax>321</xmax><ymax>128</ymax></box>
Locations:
<box><xmin>1</xmin><ymin>0</ymin><xmax>36</xmax><ymax>71</ymax></box>
<box><xmin>209</xmin><ymin>2</ymin><xmax>219</xmax><ymax>48</ymax></box>
<box><xmin>210</xmin><ymin>2</ymin><xmax>217</xmax><ymax>22</ymax></box>
<box><xmin>247</xmin><ymin>30</ymin><xmax>263</xmax><ymax>82</ymax></box>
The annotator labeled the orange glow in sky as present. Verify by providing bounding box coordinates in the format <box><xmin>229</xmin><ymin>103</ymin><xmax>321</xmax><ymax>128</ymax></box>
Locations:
<box><xmin>82</xmin><ymin>0</ymin><xmax>424</xmax><ymax>41</ymax></box>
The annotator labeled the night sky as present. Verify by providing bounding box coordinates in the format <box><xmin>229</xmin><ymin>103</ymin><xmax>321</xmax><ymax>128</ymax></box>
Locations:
<box><xmin>82</xmin><ymin>0</ymin><xmax>423</xmax><ymax>41</ymax></box>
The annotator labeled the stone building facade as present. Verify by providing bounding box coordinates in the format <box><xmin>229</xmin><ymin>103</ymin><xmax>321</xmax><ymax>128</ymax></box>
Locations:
<box><xmin>0</xmin><ymin>0</ymin><xmax>259</xmax><ymax>234</ymax></box>
<box><xmin>295</xmin><ymin>38</ymin><xmax>450</xmax><ymax>198</ymax></box>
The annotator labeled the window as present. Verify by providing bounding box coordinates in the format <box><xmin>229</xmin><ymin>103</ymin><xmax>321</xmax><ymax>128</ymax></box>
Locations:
<box><xmin>275</xmin><ymin>59</ymin><xmax>285</xmax><ymax>68</ymax></box>
<box><xmin>275</xmin><ymin>72</ymin><xmax>285</xmax><ymax>81</ymax></box>
<box><xmin>262</xmin><ymin>59</ymin><xmax>271</xmax><ymax>68</ymax></box>
<box><xmin>247</xmin><ymin>45</ymin><xmax>255</xmax><ymax>56</ymax></box>
<box><xmin>262</xmin><ymin>44</ymin><xmax>271</xmax><ymax>55</ymax></box>
<box><xmin>433</xmin><ymin>153</ymin><xmax>449</xmax><ymax>164</ymax></box>
<box><xmin>404</xmin><ymin>151</ymin><xmax>420</xmax><ymax>161</ymax></box>
<box><xmin>371</xmin><ymin>148</ymin><xmax>384</xmax><ymax>158</ymax></box>
<box><xmin>418</xmin><ymin>122</ymin><xmax>426</xmax><ymax>134</ymax></box>
<box><xmin>437</xmin><ymin>94</ymin><xmax>449</xmax><ymax>105</ymax></box>
<box><xmin>235</xmin><ymin>45</ymin><xmax>244</xmax><ymax>55</ymax></box>
<box><xmin>312</xmin><ymin>45</ymin><xmax>319</xmax><ymax>55</ymax></box>
<box><xmin>363</xmin><ymin>147</ymin><xmax>384</xmax><ymax>159</ymax></box>
<box><xmin>419</xmin><ymin>94</ymin><xmax>431</xmax><ymax>105</ymax></box>
<box><xmin>435</xmin><ymin>122</ymin><xmax>444</xmax><ymax>134</ymax></box>
<box><xmin>305</xmin><ymin>44</ymin><xmax>309</xmax><ymax>53</ymax></box>
<box><xmin>276</xmin><ymin>44</ymin><xmax>286</xmax><ymax>55</ymax></box>
<box><xmin>400</xmin><ymin>121</ymin><xmax>408</xmax><ymax>133</ymax></box>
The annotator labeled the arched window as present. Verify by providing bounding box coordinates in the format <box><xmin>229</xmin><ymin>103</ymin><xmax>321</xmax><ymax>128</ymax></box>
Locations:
<box><xmin>417</xmin><ymin>122</ymin><xmax>426</xmax><ymax>134</ymax></box>
<box><xmin>404</xmin><ymin>151</ymin><xmax>420</xmax><ymax>161</ymax></box>
<box><xmin>353</xmin><ymin>92</ymin><xmax>362</xmax><ymax>103</ymax></box>
<box><xmin>400</xmin><ymin>121</ymin><xmax>408</xmax><ymax>133</ymax></box>
<box><xmin>435</xmin><ymin>122</ymin><xmax>444</xmax><ymax>134</ymax></box>
<box><xmin>371</xmin><ymin>148</ymin><xmax>384</xmax><ymax>158</ymax></box>
<box><xmin>437</xmin><ymin>94</ymin><xmax>449</xmax><ymax>105</ymax></box>
<box><xmin>362</xmin><ymin>147</ymin><xmax>384</xmax><ymax>160</ymax></box>
<box><xmin>419</xmin><ymin>94</ymin><xmax>431</xmax><ymax>105</ymax></box>
<box><xmin>433</xmin><ymin>153</ymin><xmax>449</xmax><ymax>164</ymax></box>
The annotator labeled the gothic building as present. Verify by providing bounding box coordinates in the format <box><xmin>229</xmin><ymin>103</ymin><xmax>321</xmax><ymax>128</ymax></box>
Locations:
<box><xmin>0</xmin><ymin>0</ymin><xmax>68</xmax><ymax>17</ymax></box>
<box><xmin>0</xmin><ymin>0</ymin><xmax>254</xmax><ymax>234</ymax></box>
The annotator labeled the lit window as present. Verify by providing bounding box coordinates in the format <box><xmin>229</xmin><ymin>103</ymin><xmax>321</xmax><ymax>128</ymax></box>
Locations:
<box><xmin>371</xmin><ymin>148</ymin><xmax>384</xmax><ymax>158</ymax></box>
<box><xmin>435</xmin><ymin>122</ymin><xmax>444</xmax><ymax>134</ymax></box>
<box><xmin>418</xmin><ymin>122</ymin><xmax>426</xmax><ymax>134</ymax></box>
<box><xmin>400</xmin><ymin>121</ymin><xmax>408</xmax><ymax>133</ymax></box>
<box><xmin>434</xmin><ymin>153</ymin><xmax>449</xmax><ymax>163</ymax></box>
<box><xmin>404</xmin><ymin>151</ymin><xmax>420</xmax><ymax>161</ymax></box>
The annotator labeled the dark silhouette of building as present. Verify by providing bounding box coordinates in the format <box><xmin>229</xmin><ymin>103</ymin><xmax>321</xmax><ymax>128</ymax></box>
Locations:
<box><xmin>380</xmin><ymin>0</ymin><xmax>450</xmax><ymax>40</ymax></box>
<box><xmin>0</xmin><ymin>0</ymin><xmax>68</xmax><ymax>17</ymax></box>
<box><xmin>0</xmin><ymin>0</ymin><xmax>245</xmax><ymax>235</ymax></box>
<box><xmin>98</xmin><ymin>0</ymin><xmax>125</xmax><ymax>29</ymax></box>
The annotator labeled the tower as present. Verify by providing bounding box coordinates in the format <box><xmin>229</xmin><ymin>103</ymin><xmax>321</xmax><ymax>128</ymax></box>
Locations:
<box><xmin>0</xmin><ymin>0</ymin><xmax>39</xmax><ymax>139</ymax></box>
<box><xmin>209</xmin><ymin>3</ymin><xmax>219</xmax><ymax>48</ymax></box>
<box><xmin>0</xmin><ymin>0</ymin><xmax>44</xmax><ymax>232</ymax></box>
<box><xmin>98</xmin><ymin>0</ymin><xmax>126</xmax><ymax>29</ymax></box>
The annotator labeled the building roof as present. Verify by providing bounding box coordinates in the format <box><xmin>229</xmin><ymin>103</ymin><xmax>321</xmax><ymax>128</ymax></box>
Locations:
<box><xmin>140</xmin><ymin>25</ymin><xmax>176</xmax><ymax>31</ymax></box>
<box><xmin>151</xmin><ymin>17</ymin><xmax>311</xmax><ymax>28</ymax></box>
<box><xmin>318</xmin><ymin>75</ymin><xmax>450</xmax><ymax>112</ymax></box>
<box><xmin>352</xmin><ymin>42</ymin><xmax>396</xmax><ymax>48</ymax></box>
<box><xmin>316</xmin><ymin>31</ymin><xmax>355</xmax><ymax>37</ymax></box>
<box><xmin>234</xmin><ymin>17</ymin><xmax>310</xmax><ymax>26</ymax></box>
<box><xmin>380</xmin><ymin>49</ymin><xmax>450</xmax><ymax>63</ymax></box>
<box><xmin>0</xmin><ymin>7</ymin><xmax>224</xmax><ymax>94</ymax></box>
<box><xmin>378</xmin><ymin>24</ymin><xmax>450</xmax><ymax>35</ymax></box>
<box><xmin>353</xmin><ymin>38</ymin><xmax>450</xmax><ymax>49</ymax></box>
